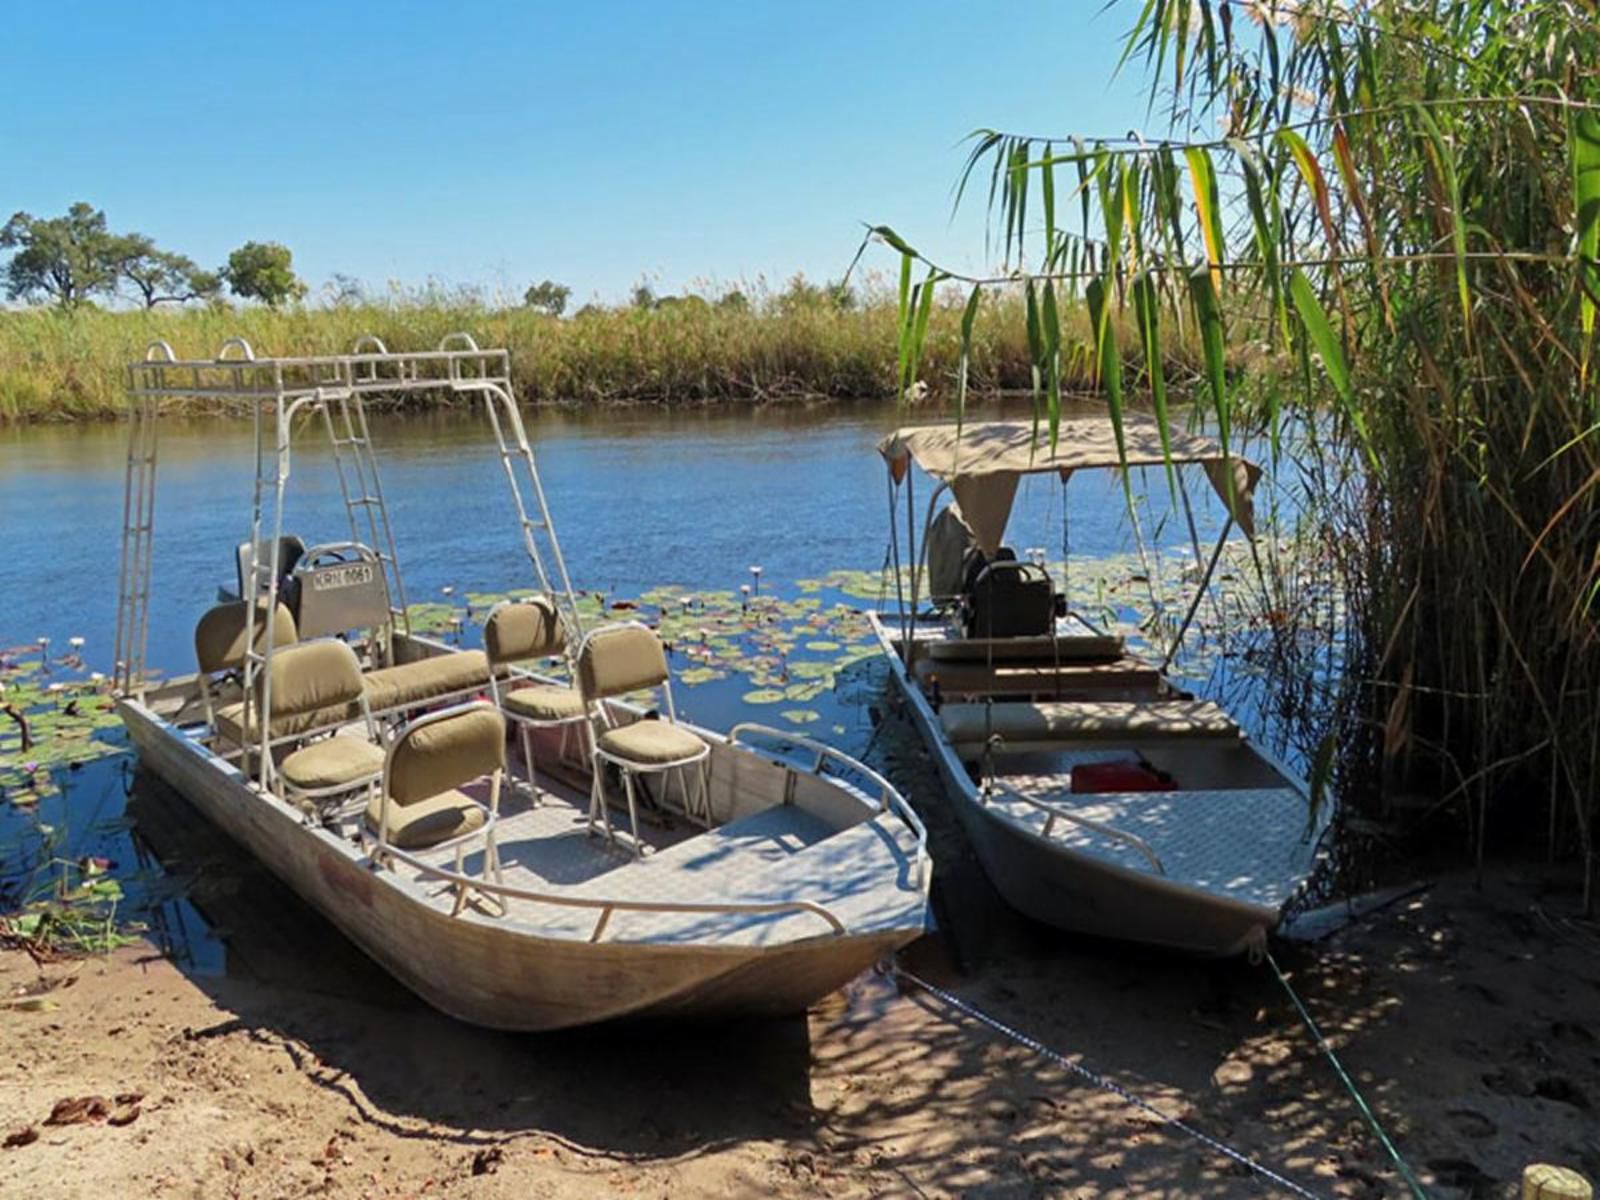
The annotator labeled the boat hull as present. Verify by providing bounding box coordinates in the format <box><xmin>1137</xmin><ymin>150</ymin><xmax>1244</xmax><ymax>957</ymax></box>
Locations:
<box><xmin>121</xmin><ymin>698</ymin><xmax>914</xmax><ymax>1030</ymax></box>
<box><xmin>874</xmin><ymin>619</ymin><xmax>1287</xmax><ymax>957</ymax></box>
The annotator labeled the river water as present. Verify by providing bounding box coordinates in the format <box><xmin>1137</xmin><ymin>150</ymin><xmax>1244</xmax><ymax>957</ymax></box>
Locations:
<box><xmin>1</xmin><ymin>400</ymin><xmax>1242</xmax><ymax>976</ymax></box>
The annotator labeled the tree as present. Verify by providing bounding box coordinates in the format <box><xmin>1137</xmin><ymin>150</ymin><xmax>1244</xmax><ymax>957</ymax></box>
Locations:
<box><xmin>325</xmin><ymin>273</ymin><xmax>365</xmax><ymax>307</ymax></box>
<box><xmin>118</xmin><ymin>236</ymin><xmax>220</xmax><ymax>307</ymax></box>
<box><xmin>523</xmin><ymin>279</ymin><xmax>570</xmax><ymax>316</ymax></box>
<box><xmin>0</xmin><ymin>202</ymin><xmax>123</xmax><ymax>307</ymax></box>
<box><xmin>716</xmin><ymin>289</ymin><xmax>750</xmax><ymax>312</ymax></box>
<box><xmin>630</xmin><ymin>283</ymin><xmax>657</xmax><ymax>310</ymax></box>
<box><xmin>220</xmin><ymin>241</ymin><xmax>306</xmax><ymax>307</ymax></box>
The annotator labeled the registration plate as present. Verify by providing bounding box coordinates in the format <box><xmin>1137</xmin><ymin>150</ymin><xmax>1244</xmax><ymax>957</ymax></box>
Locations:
<box><xmin>311</xmin><ymin>563</ymin><xmax>375</xmax><ymax>590</ymax></box>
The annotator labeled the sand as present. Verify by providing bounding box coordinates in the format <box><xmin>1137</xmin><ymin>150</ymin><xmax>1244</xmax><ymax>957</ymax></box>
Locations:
<box><xmin>3</xmin><ymin>862</ymin><xmax>1598</xmax><ymax>1199</ymax></box>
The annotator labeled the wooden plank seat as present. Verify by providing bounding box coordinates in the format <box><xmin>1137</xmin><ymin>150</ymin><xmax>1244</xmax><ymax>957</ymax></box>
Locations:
<box><xmin>915</xmin><ymin>655</ymin><xmax>1163</xmax><ymax>697</ymax></box>
<box><xmin>925</xmin><ymin>634</ymin><xmax>1125</xmax><ymax>663</ymax></box>
<box><xmin>940</xmin><ymin>700</ymin><xmax>1241</xmax><ymax>752</ymax></box>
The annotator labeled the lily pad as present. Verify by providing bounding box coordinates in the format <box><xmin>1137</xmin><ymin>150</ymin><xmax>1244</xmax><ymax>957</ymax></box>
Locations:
<box><xmin>740</xmin><ymin>689</ymin><xmax>787</xmax><ymax>705</ymax></box>
<box><xmin>780</xmin><ymin>709</ymin><xmax>821</xmax><ymax>725</ymax></box>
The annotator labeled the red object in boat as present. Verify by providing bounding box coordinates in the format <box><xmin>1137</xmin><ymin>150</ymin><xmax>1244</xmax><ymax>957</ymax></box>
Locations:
<box><xmin>1070</xmin><ymin>760</ymin><xmax>1177</xmax><ymax>794</ymax></box>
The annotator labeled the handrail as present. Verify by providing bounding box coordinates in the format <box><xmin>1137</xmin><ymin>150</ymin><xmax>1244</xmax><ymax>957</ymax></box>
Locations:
<box><xmin>375</xmin><ymin>843</ymin><xmax>847</xmax><ymax>941</ymax></box>
<box><xmin>349</xmin><ymin>334</ymin><xmax>389</xmax><ymax>356</ymax></box>
<box><xmin>437</xmin><ymin>331</ymin><xmax>481</xmax><ymax>352</ymax></box>
<box><xmin>215</xmin><ymin>336</ymin><xmax>257</xmax><ymax>362</ymax></box>
<box><xmin>985</xmin><ymin>779</ymin><xmax>1166</xmax><ymax>874</ymax></box>
<box><xmin>143</xmin><ymin>339</ymin><xmax>178</xmax><ymax>363</ymax></box>
<box><xmin>726</xmin><ymin>723</ymin><xmax>930</xmax><ymax>885</ymax></box>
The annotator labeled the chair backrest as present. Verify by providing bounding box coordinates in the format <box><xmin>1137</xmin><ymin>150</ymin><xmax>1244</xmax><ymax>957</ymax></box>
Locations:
<box><xmin>262</xmin><ymin>639</ymin><xmax>365</xmax><ymax>718</ymax></box>
<box><xmin>483</xmin><ymin>597</ymin><xmax>565</xmax><ymax>666</ymax></box>
<box><xmin>577</xmin><ymin>623</ymin><xmax>668</xmax><ymax>701</ymax></box>
<box><xmin>195</xmin><ymin>599</ymin><xmax>298</xmax><ymax>675</ymax></box>
<box><xmin>387</xmin><ymin>703</ymin><xmax>506</xmax><ymax>807</ymax></box>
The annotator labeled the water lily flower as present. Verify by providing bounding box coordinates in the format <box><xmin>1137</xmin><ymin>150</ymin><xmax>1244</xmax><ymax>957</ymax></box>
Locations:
<box><xmin>68</xmin><ymin>636</ymin><xmax>85</xmax><ymax>650</ymax></box>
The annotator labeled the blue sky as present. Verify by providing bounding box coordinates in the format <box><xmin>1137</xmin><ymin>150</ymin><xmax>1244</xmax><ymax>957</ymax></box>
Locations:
<box><xmin>4</xmin><ymin>2</ymin><xmax>1151</xmax><ymax>306</ymax></box>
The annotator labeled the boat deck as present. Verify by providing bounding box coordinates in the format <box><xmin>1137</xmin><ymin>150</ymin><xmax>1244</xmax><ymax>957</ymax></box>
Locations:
<box><xmin>991</xmin><ymin>763</ymin><xmax>1319</xmax><ymax>910</ymax></box>
<box><xmin>305</xmin><ymin>746</ymin><xmax>927</xmax><ymax>950</ymax></box>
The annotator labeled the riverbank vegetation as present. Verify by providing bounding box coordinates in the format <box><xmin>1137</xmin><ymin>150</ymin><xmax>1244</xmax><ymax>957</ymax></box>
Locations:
<box><xmin>880</xmin><ymin>1</ymin><xmax>1600</xmax><ymax>897</ymax></box>
<box><xmin>0</xmin><ymin>280</ymin><xmax>1201</xmax><ymax>422</ymax></box>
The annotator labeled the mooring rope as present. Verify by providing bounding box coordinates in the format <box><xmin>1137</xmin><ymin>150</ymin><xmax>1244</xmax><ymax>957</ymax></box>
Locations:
<box><xmin>891</xmin><ymin>965</ymin><xmax>1330</xmax><ymax>1200</ymax></box>
<box><xmin>1264</xmin><ymin>949</ymin><xmax>1430</xmax><ymax>1200</ymax></box>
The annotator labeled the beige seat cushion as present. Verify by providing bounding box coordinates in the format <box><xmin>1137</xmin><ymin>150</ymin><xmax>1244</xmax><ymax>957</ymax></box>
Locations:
<box><xmin>280</xmin><ymin>736</ymin><xmax>385</xmax><ymax>791</ymax></box>
<box><xmin>214</xmin><ymin>700</ymin><xmax>349</xmax><ymax>747</ymax></box>
<box><xmin>363</xmin><ymin>650</ymin><xmax>490</xmax><ymax>713</ymax></box>
<box><xmin>484</xmin><ymin>597</ymin><xmax>565</xmax><ymax>665</ymax></box>
<box><xmin>366</xmin><ymin>788</ymin><xmax>486</xmax><ymax>850</ymax></box>
<box><xmin>940</xmin><ymin>700</ymin><xmax>1241</xmax><ymax>747</ymax></box>
<box><xmin>503</xmin><ymin>684</ymin><xmax>586</xmax><ymax>722</ymax></box>
<box><xmin>597</xmin><ymin>720</ymin><xmax>705</xmax><ymax>765</ymax></box>
<box><xmin>578</xmin><ymin>625</ymin><xmax>668</xmax><ymax>700</ymax></box>
<box><xmin>196</xmin><ymin>599</ymin><xmax>297</xmax><ymax>674</ymax></box>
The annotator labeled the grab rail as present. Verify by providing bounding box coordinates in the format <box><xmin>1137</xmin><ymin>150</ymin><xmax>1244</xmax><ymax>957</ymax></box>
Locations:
<box><xmin>376</xmin><ymin>843</ymin><xmax>847</xmax><ymax>941</ymax></box>
<box><xmin>726</xmin><ymin>723</ymin><xmax>930</xmax><ymax>886</ymax></box>
<box><xmin>985</xmin><ymin>779</ymin><xmax>1166</xmax><ymax>874</ymax></box>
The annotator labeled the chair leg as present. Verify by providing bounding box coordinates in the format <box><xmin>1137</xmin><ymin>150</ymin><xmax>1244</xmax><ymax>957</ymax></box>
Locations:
<box><xmin>588</xmin><ymin>758</ymin><xmax>615</xmax><ymax>844</ymax></box>
<box><xmin>621</xmin><ymin>769</ymin><xmax>644</xmax><ymax>858</ymax></box>
<box><xmin>520</xmin><ymin>723</ymin><xmax>539</xmax><ymax>806</ymax></box>
<box><xmin>696</xmin><ymin>759</ymin><xmax>712</xmax><ymax>826</ymax></box>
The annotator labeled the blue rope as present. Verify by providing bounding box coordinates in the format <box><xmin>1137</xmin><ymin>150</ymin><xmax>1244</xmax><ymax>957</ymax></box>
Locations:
<box><xmin>893</xmin><ymin>966</ymin><xmax>1329</xmax><ymax>1200</ymax></box>
<box><xmin>1264</xmin><ymin>949</ymin><xmax>1430</xmax><ymax>1200</ymax></box>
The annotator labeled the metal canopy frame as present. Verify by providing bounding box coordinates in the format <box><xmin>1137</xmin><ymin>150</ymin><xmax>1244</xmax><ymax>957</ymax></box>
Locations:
<box><xmin>881</xmin><ymin>457</ymin><xmax>1237</xmax><ymax>672</ymax></box>
<box><xmin>114</xmin><ymin>332</ymin><xmax>586</xmax><ymax>790</ymax></box>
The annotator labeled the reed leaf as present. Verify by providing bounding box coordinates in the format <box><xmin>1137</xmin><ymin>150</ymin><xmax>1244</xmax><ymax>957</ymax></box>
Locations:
<box><xmin>1573</xmin><ymin>109</ymin><xmax>1600</xmax><ymax>375</ymax></box>
<box><xmin>1185</xmin><ymin>145</ymin><xmax>1225</xmax><ymax>295</ymax></box>
<box><xmin>1132</xmin><ymin>270</ymin><xmax>1178</xmax><ymax>500</ymax></box>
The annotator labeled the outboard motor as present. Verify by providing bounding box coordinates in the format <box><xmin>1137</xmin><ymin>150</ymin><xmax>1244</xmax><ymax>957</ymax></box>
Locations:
<box><xmin>235</xmin><ymin>535</ymin><xmax>307</xmax><ymax>601</ymax></box>
<box><xmin>960</xmin><ymin>546</ymin><xmax>1059</xmax><ymax>639</ymax></box>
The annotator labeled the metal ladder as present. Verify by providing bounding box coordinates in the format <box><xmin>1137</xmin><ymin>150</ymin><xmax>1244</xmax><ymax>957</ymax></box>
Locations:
<box><xmin>320</xmin><ymin>392</ymin><xmax>410</xmax><ymax>645</ymax></box>
<box><xmin>481</xmin><ymin>384</ymin><xmax>587</xmax><ymax>665</ymax></box>
<box><xmin>114</xmin><ymin>390</ymin><xmax>159</xmax><ymax>696</ymax></box>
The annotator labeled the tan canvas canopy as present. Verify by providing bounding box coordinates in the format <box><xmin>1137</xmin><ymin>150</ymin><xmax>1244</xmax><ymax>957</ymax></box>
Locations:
<box><xmin>878</xmin><ymin>415</ymin><xmax>1261</xmax><ymax>554</ymax></box>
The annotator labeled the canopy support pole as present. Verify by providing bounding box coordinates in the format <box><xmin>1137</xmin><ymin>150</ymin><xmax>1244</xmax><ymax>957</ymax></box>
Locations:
<box><xmin>1160</xmin><ymin>515</ymin><xmax>1233</xmax><ymax>674</ymax></box>
<box><xmin>887</xmin><ymin>473</ymin><xmax>910</xmax><ymax>665</ymax></box>
<box><xmin>904</xmin><ymin>466</ymin><xmax>918</xmax><ymax>669</ymax></box>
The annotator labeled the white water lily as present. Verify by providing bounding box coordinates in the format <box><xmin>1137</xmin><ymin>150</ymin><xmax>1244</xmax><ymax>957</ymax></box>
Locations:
<box><xmin>68</xmin><ymin>636</ymin><xmax>85</xmax><ymax>649</ymax></box>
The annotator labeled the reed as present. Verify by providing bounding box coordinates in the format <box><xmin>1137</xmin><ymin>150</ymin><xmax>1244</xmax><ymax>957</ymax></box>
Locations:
<box><xmin>0</xmin><ymin>290</ymin><xmax>1183</xmax><ymax>422</ymax></box>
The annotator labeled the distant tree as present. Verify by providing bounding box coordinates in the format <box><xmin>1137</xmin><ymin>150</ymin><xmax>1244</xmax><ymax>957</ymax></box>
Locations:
<box><xmin>118</xmin><ymin>236</ymin><xmax>221</xmax><ymax>307</ymax></box>
<box><xmin>325</xmin><ymin>273</ymin><xmax>365</xmax><ymax>307</ymax></box>
<box><xmin>221</xmin><ymin>241</ymin><xmax>307</xmax><ymax>308</ymax></box>
<box><xmin>0</xmin><ymin>202</ymin><xmax>124</xmax><ymax>308</ymax></box>
<box><xmin>630</xmin><ymin>283</ymin><xmax>657</xmax><ymax>310</ymax></box>
<box><xmin>776</xmin><ymin>273</ymin><xmax>855</xmax><ymax>314</ymax></box>
<box><xmin>573</xmin><ymin>303</ymin><xmax>605</xmax><ymax>319</ymax></box>
<box><xmin>523</xmin><ymin>279</ymin><xmax>570</xmax><ymax>316</ymax></box>
<box><xmin>716</xmin><ymin>289</ymin><xmax>750</xmax><ymax>312</ymax></box>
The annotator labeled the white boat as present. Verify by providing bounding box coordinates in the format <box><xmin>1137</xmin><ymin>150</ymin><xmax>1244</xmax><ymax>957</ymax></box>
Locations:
<box><xmin>112</xmin><ymin>335</ymin><xmax>928</xmax><ymax>1030</ymax></box>
<box><xmin>868</xmin><ymin>417</ymin><xmax>1323</xmax><ymax>957</ymax></box>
